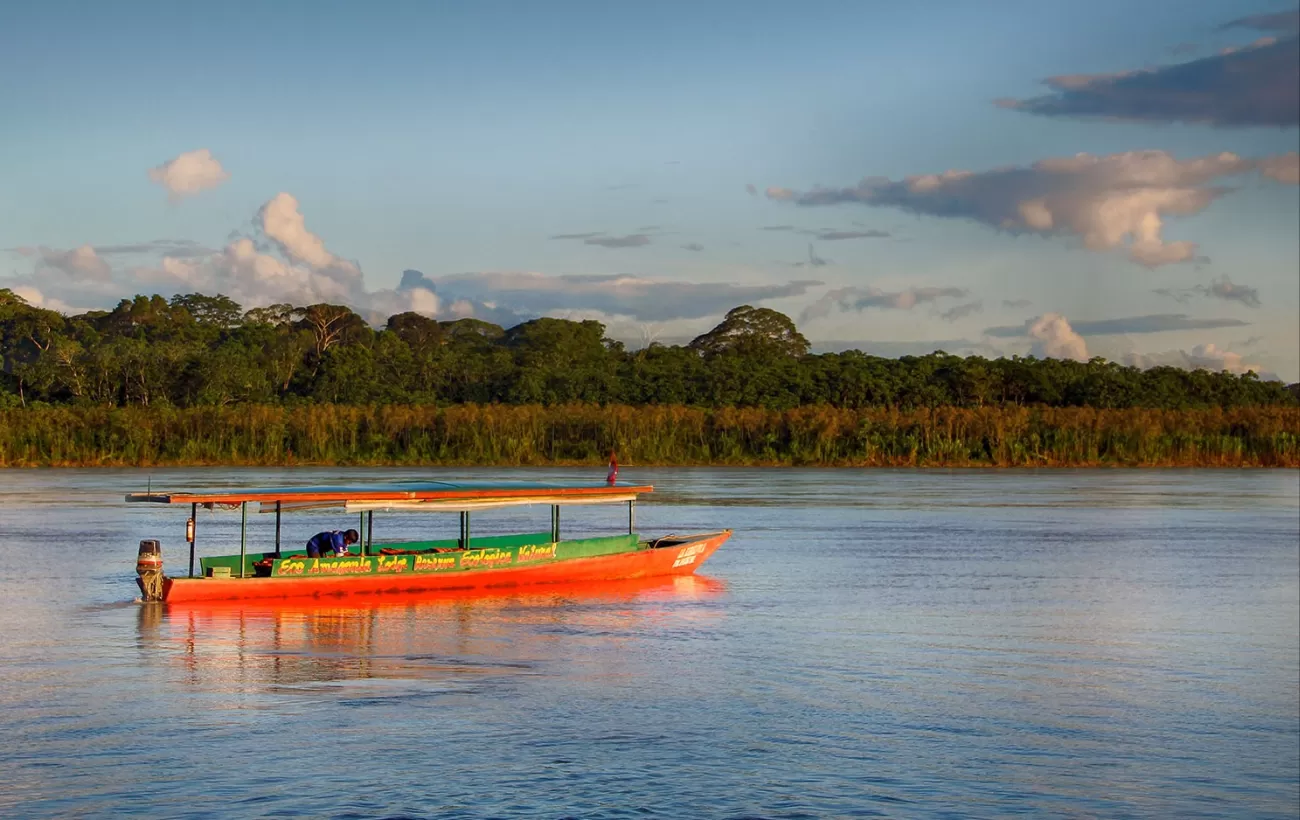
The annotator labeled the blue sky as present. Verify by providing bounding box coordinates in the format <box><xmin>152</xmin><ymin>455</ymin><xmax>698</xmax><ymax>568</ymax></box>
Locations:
<box><xmin>2</xmin><ymin>0</ymin><xmax>1297</xmax><ymax>378</ymax></box>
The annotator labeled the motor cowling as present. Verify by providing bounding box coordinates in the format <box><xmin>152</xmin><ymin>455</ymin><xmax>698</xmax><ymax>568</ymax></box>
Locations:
<box><xmin>137</xmin><ymin>539</ymin><xmax>164</xmax><ymax>602</ymax></box>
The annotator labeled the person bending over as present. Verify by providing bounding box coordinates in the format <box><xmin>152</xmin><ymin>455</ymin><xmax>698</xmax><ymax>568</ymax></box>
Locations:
<box><xmin>306</xmin><ymin>528</ymin><xmax>359</xmax><ymax>558</ymax></box>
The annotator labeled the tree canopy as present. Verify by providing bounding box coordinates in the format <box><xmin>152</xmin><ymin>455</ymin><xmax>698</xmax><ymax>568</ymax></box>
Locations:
<box><xmin>0</xmin><ymin>289</ymin><xmax>1293</xmax><ymax>411</ymax></box>
<box><xmin>689</xmin><ymin>305</ymin><xmax>810</xmax><ymax>358</ymax></box>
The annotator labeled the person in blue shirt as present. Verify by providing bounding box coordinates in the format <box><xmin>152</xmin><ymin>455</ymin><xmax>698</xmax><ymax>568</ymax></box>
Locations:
<box><xmin>306</xmin><ymin>529</ymin><xmax>359</xmax><ymax>558</ymax></box>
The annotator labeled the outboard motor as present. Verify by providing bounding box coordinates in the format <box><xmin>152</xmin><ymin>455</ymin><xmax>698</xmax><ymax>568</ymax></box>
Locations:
<box><xmin>137</xmin><ymin>539</ymin><xmax>164</xmax><ymax>602</ymax></box>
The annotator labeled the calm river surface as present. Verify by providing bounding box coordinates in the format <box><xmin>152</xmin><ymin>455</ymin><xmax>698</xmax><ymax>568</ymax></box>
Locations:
<box><xmin>0</xmin><ymin>468</ymin><xmax>1296</xmax><ymax>818</ymax></box>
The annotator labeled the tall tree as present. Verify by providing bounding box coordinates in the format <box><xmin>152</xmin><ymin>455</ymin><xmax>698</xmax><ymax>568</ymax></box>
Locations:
<box><xmin>171</xmin><ymin>293</ymin><xmax>244</xmax><ymax>328</ymax></box>
<box><xmin>294</xmin><ymin>304</ymin><xmax>368</xmax><ymax>358</ymax></box>
<box><xmin>689</xmin><ymin>305</ymin><xmax>810</xmax><ymax>359</ymax></box>
<box><xmin>387</xmin><ymin>312</ymin><xmax>444</xmax><ymax>352</ymax></box>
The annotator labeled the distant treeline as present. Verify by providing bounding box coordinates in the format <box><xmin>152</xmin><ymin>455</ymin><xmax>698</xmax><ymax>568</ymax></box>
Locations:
<box><xmin>1</xmin><ymin>404</ymin><xmax>1296</xmax><ymax>467</ymax></box>
<box><xmin>3</xmin><ymin>292</ymin><xmax>1297</xmax><ymax>412</ymax></box>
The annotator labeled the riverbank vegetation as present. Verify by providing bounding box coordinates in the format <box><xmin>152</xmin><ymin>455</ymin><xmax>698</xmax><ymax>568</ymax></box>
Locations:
<box><xmin>2</xmin><ymin>292</ymin><xmax>1295</xmax><ymax>467</ymax></box>
<box><xmin>2</xmin><ymin>404</ymin><xmax>1295</xmax><ymax>467</ymax></box>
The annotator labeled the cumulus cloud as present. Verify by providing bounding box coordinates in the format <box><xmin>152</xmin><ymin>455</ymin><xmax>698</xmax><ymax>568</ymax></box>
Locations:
<box><xmin>357</xmin><ymin>269</ymin><xmax>447</xmax><ymax>323</ymax></box>
<box><xmin>939</xmin><ymin>301</ymin><xmax>984</xmax><ymax>322</ymax></box>
<box><xmin>1123</xmin><ymin>343</ymin><xmax>1271</xmax><ymax>376</ymax></box>
<box><xmin>4</xmin><ymin>194</ymin><xmax>437</xmax><ymax>323</ymax></box>
<box><xmin>1258</xmin><ymin>151</ymin><xmax>1300</xmax><ymax>183</ymax></box>
<box><xmin>768</xmin><ymin>150</ymin><xmax>1294</xmax><ymax>267</ymax></box>
<box><xmin>7</xmin><ymin>285</ymin><xmax>81</xmax><ymax>313</ymax></box>
<box><xmin>1028</xmin><ymin>313</ymin><xmax>1089</xmax><ymax>361</ymax></box>
<box><xmin>986</xmin><ymin>313</ymin><xmax>1249</xmax><ymax>337</ymax></box>
<box><xmin>1154</xmin><ymin>276</ymin><xmax>1262</xmax><ymax>308</ymax></box>
<box><xmin>147</xmin><ymin>149</ymin><xmax>230</xmax><ymax>200</ymax></box>
<box><xmin>801</xmin><ymin>285</ymin><xmax>968</xmax><ymax>323</ymax></box>
<box><xmin>19</xmin><ymin>244</ymin><xmax>113</xmax><ymax>281</ymax></box>
<box><xmin>996</xmin><ymin>13</ymin><xmax>1298</xmax><ymax>128</ymax></box>
<box><xmin>398</xmin><ymin>269</ymin><xmax>437</xmax><ymax>292</ymax></box>
<box><xmin>259</xmin><ymin>193</ymin><xmax>356</xmax><ymax>273</ymax></box>
<box><xmin>0</xmin><ymin>196</ymin><xmax>807</xmax><ymax>330</ymax></box>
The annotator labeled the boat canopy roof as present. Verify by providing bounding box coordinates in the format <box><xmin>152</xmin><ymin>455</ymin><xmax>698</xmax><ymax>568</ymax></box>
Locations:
<box><xmin>126</xmin><ymin>480</ymin><xmax>652</xmax><ymax>514</ymax></box>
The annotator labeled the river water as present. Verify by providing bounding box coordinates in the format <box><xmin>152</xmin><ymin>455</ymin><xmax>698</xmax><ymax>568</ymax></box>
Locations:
<box><xmin>0</xmin><ymin>467</ymin><xmax>1296</xmax><ymax>818</ymax></box>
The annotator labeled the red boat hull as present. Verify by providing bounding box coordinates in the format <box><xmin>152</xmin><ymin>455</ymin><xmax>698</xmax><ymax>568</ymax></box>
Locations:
<box><xmin>160</xmin><ymin>531</ymin><xmax>730</xmax><ymax>604</ymax></box>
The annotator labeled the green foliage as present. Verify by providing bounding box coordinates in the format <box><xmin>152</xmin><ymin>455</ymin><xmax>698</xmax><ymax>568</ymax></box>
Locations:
<box><xmin>0</xmin><ymin>290</ymin><xmax>1295</xmax><ymax>412</ymax></box>
<box><xmin>688</xmin><ymin>305</ymin><xmax>810</xmax><ymax>358</ymax></box>
<box><xmin>0</xmin><ymin>404</ymin><xmax>1295</xmax><ymax>467</ymax></box>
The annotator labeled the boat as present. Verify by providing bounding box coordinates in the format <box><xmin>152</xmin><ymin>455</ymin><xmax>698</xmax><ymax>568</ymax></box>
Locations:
<box><xmin>128</xmin><ymin>479</ymin><xmax>731</xmax><ymax>604</ymax></box>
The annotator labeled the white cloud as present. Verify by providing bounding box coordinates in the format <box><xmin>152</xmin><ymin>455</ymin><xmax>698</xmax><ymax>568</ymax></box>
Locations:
<box><xmin>258</xmin><ymin>193</ymin><xmax>359</xmax><ymax>277</ymax></box>
<box><xmin>1124</xmin><ymin>343</ymin><xmax>1268</xmax><ymax>376</ymax></box>
<box><xmin>21</xmin><ymin>244</ymin><xmax>113</xmax><ymax>281</ymax></box>
<box><xmin>5</xmin><ymin>194</ymin><xmax>402</xmax><ymax>319</ymax></box>
<box><xmin>9</xmin><ymin>285</ymin><xmax>80</xmax><ymax>313</ymax></box>
<box><xmin>770</xmin><ymin>150</ymin><xmax>1294</xmax><ymax>267</ymax></box>
<box><xmin>1028</xmin><ymin>313</ymin><xmax>1089</xmax><ymax>361</ymax></box>
<box><xmin>148</xmin><ymin>149</ymin><xmax>230</xmax><ymax>200</ymax></box>
<box><xmin>4</xmin><ymin>194</ymin><xmax>819</xmax><ymax>329</ymax></box>
<box><xmin>1258</xmin><ymin>152</ymin><xmax>1300</xmax><ymax>185</ymax></box>
<box><xmin>364</xmin><ymin>279</ymin><xmax>442</xmax><ymax>323</ymax></box>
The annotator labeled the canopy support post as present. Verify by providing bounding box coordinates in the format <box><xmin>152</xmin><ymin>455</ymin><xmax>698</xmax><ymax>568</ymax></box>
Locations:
<box><xmin>239</xmin><ymin>501</ymin><xmax>248</xmax><ymax>578</ymax></box>
<box><xmin>366</xmin><ymin>510</ymin><xmax>374</xmax><ymax>556</ymax></box>
<box><xmin>459</xmin><ymin>511</ymin><xmax>466</xmax><ymax>549</ymax></box>
<box><xmin>358</xmin><ymin>512</ymin><xmax>365</xmax><ymax>556</ymax></box>
<box><xmin>628</xmin><ymin>499</ymin><xmax>635</xmax><ymax>535</ymax></box>
<box><xmin>274</xmin><ymin>501</ymin><xmax>282</xmax><ymax>557</ymax></box>
<box><xmin>551</xmin><ymin>505</ymin><xmax>559</xmax><ymax>542</ymax></box>
<box><xmin>188</xmin><ymin>502</ymin><xmax>197</xmax><ymax>578</ymax></box>
<box><xmin>465</xmin><ymin>512</ymin><xmax>471</xmax><ymax>550</ymax></box>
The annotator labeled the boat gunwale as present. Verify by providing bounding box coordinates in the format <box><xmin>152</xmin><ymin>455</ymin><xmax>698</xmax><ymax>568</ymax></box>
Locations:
<box><xmin>126</xmin><ymin>482</ymin><xmax>653</xmax><ymax>507</ymax></box>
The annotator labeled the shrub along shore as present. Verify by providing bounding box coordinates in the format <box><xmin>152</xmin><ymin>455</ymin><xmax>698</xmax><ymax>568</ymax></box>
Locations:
<box><xmin>1</xmin><ymin>404</ymin><xmax>1296</xmax><ymax>468</ymax></box>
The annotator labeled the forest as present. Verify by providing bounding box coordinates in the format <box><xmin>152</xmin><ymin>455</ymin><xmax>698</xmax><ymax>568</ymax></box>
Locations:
<box><xmin>1</xmin><ymin>291</ymin><xmax>1296</xmax><ymax>467</ymax></box>
<box><xmin>3</xmin><ymin>290</ymin><xmax>1295</xmax><ymax>411</ymax></box>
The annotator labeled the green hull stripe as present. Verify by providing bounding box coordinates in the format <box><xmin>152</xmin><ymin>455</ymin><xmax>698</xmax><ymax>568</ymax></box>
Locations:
<box><xmin>200</xmin><ymin>533</ymin><xmax>641</xmax><ymax>579</ymax></box>
<box><xmin>198</xmin><ymin>531</ymin><xmax>556</xmax><ymax>576</ymax></box>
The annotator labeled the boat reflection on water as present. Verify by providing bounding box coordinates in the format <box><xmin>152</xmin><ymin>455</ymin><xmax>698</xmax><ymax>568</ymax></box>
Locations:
<box><xmin>135</xmin><ymin>574</ymin><xmax>726</xmax><ymax>695</ymax></box>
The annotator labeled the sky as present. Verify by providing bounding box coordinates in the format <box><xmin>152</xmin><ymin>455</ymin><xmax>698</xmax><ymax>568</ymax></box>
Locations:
<box><xmin>2</xmin><ymin>0</ymin><xmax>1297</xmax><ymax>379</ymax></box>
